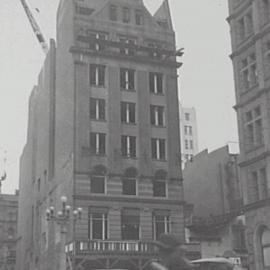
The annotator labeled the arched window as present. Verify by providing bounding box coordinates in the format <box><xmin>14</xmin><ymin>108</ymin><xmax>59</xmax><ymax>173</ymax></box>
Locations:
<box><xmin>262</xmin><ymin>228</ymin><xmax>270</xmax><ymax>267</ymax></box>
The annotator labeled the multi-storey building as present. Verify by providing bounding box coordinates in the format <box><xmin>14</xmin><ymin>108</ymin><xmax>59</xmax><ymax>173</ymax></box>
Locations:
<box><xmin>183</xmin><ymin>146</ymin><xmax>247</xmax><ymax>266</ymax></box>
<box><xmin>16</xmin><ymin>1</ymin><xmax>200</xmax><ymax>270</ymax></box>
<box><xmin>0</xmin><ymin>191</ymin><xmax>18</xmax><ymax>270</ymax></box>
<box><xmin>227</xmin><ymin>0</ymin><xmax>270</xmax><ymax>269</ymax></box>
<box><xmin>179</xmin><ymin>105</ymin><xmax>198</xmax><ymax>165</ymax></box>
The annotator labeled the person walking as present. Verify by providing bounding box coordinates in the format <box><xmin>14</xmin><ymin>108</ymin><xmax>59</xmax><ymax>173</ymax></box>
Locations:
<box><xmin>150</xmin><ymin>233</ymin><xmax>194</xmax><ymax>270</ymax></box>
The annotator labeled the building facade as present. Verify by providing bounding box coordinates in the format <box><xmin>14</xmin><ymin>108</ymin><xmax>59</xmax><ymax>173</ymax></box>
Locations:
<box><xmin>0</xmin><ymin>192</ymin><xmax>18</xmax><ymax>270</ymax></box>
<box><xmin>227</xmin><ymin>0</ymin><xmax>270</xmax><ymax>269</ymax></box>
<box><xmin>179</xmin><ymin>105</ymin><xmax>199</xmax><ymax>166</ymax></box>
<box><xmin>183</xmin><ymin>146</ymin><xmax>247</xmax><ymax>266</ymax></box>
<box><xmin>16</xmin><ymin>1</ymin><xmax>199</xmax><ymax>270</ymax></box>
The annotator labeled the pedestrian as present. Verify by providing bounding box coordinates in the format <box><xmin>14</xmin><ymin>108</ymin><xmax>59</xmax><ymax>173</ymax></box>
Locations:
<box><xmin>150</xmin><ymin>233</ymin><xmax>194</xmax><ymax>270</ymax></box>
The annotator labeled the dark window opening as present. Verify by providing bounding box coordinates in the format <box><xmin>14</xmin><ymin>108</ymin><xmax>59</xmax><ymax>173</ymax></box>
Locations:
<box><xmin>90</xmin><ymin>175</ymin><xmax>105</xmax><ymax>194</ymax></box>
<box><xmin>122</xmin><ymin>177</ymin><xmax>136</xmax><ymax>195</ymax></box>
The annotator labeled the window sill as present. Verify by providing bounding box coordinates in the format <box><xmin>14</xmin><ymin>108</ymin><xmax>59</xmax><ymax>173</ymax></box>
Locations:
<box><xmin>90</xmin><ymin>119</ymin><xmax>107</xmax><ymax>122</ymax></box>
<box><xmin>151</xmin><ymin>124</ymin><xmax>166</xmax><ymax>128</ymax></box>
<box><xmin>152</xmin><ymin>158</ymin><xmax>167</xmax><ymax>162</ymax></box>
<box><xmin>121</xmin><ymin>88</ymin><xmax>136</xmax><ymax>92</ymax></box>
<box><xmin>91</xmin><ymin>153</ymin><xmax>107</xmax><ymax>157</ymax></box>
<box><xmin>90</xmin><ymin>85</ymin><xmax>106</xmax><ymax>89</ymax></box>
<box><xmin>122</xmin><ymin>156</ymin><xmax>137</xmax><ymax>160</ymax></box>
<box><xmin>121</xmin><ymin>122</ymin><xmax>137</xmax><ymax>126</ymax></box>
<box><xmin>153</xmin><ymin>195</ymin><xmax>167</xmax><ymax>198</ymax></box>
<box><xmin>150</xmin><ymin>92</ymin><xmax>164</xmax><ymax>96</ymax></box>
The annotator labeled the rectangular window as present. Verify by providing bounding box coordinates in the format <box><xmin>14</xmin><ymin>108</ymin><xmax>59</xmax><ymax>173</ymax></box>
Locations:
<box><xmin>153</xmin><ymin>179</ymin><xmax>166</xmax><ymax>197</ymax></box>
<box><xmin>90</xmin><ymin>133</ymin><xmax>106</xmax><ymax>155</ymax></box>
<box><xmin>190</xmin><ymin>140</ymin><xmax>194</xmax><ymax>150</ymax></box>
<box><xmin>122</xmin><ymin>7</ymin><xmax>130</xmax><ymax>23</ymax></box>
<box><xmin>185</xmin><ymin>113</ymin><xmax>190</xmax><ymax>121</ymax></box>
<box><xmin>120</xmin><ymin>68</ymin><xmax>135</xmax><ymax>90</ymax></box>
<box><xmin>260</xmin><ymin>168</ymin><xmax>268</xmax><ymax>199</ymax></box>
<box><xmin>121</xmin><ymin>102</ymin><xmax>136</xmax><ymax>124</ymax></box>
<box><xmin>185</xmin><ymin>139</ymin><xmax>189</xmax><ymax>150</ymax></box>
<box><xmin>90</xmin><ymin>64</ymin><xmax>105</xmax><ymax>87</ymax></box>
<box><xmin>238</xmin><ymin>17</ymin><xmax>245</xmax><ymax>41</ymax></box>
<box><xmin>76</xmin><ymin>5</ymin><xmax>94</xmax><ymax>15</ymax></box>
<box><xmin>151</xmin><ymin>138</ymin><xmax>166</xmax><ymax>160</ymax></box>
<box><xmin>90</xmin><ymin>98</ymin><xmax>105</xmax><ymax>120</ymax></box>
<box><xmin>88</xmin><ymin>32</ymin><xmax>107</xmax><ymax>51</ymax></box>
<box><xmin>189</xmin><ymin>126</ymin><xmax>193</xmax><ymax>135</ymax></box>
<box><xmin>121</xmin><ymin>135</ymin><xmax>136</xmax><ymax>158</ymax></box>
<box><xmin>184</xmin><ymin>126</ymin><xmax>188</xmax><ymax>135</ymax></box>
<box><xmin>135</xmin><ymin>10</ymin><xmax>143</xmax><ymax>25</ymax></box>
<box><xmin>119</xmin><ymin>37</ymin><xmax>136</xmax><ymax>56</ymax></box>
<box><xmin>150</xmin><ymin>105</ymin><xmax>164</xmax><ymax>126</ymax></box>
<box><xmin>121</xmin><ymin>209</ymin><xmax>140</xmax><ymax>240</ymax></box>
<box><xmin>149</xmin><ymin>73</ymin><xmax>163</xmax><ymax>94</ymax></box>
<box><xmin>240</xmin><ymin>53</ymin><xmax>257</xmax><ymax>91</ymax></box>
<box><xmin>89</xmin><ymin>211</ymin><xmax>108</xmax><ymax>240</ymax></box>
<box><xmin>109</xmin><ymin>5</ymin><xmax>117</xmax><ymax>21</ymax></box>
<box><xmin>153</xmin><ymin>212</ymin><xmax>170</xmax><ymax>240</ymax></box>
<box><xmin>262</xmin><ymin>0</ymin><xmax>270</xmax><ymax>24</ymax></box>
<box><xmin>244</xmin><ymin>107</ymin><xmax>263</xmax><ymax>150</ymax></box>
<box><xmin>90</xmin><ymin>175</ymin><xmax>105</xmax><ymax>194</ymax></box>
<box><xmin>122</xmin><ymin>177</ymin><xmax>137</xmax><ymax>195</ymax></box>
<box><xmin>249</xmin><ymin>171</ymin><xmax>259</xmax><ymax>203</ymax></box>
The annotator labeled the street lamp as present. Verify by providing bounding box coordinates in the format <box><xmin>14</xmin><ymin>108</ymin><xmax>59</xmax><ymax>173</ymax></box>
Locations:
<box><xmin>46</xmin><ymin>196</ymin><xmax>82</xmax><ymax>270</ymax></box>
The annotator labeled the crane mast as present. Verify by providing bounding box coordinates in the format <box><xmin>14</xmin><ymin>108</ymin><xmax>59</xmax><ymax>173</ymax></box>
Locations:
<box><xmin>19</xmin><ymin>0</ymin><xmax>49</xmax><ymax>54</ymax></box>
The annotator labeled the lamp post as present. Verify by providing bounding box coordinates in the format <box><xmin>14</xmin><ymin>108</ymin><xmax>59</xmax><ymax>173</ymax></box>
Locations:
<box><xmin>46</xmin><ymin>196</ymin><xmax>82</xmax><ymax>270</ymax></box>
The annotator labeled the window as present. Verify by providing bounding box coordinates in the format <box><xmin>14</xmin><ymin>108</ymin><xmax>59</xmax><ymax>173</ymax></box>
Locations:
<box><xmin>135</xmin><ymin>10</ymin><xmax>143</xmax><ymax>25</ymax></box>
<box><xmin>244</xmin><ymin>106</ymin><xmax>263</xmax><ymax>150</ymax></box>
<box><xmin>232</xmin><ymin>223</ymin><xmax>246</xmax><ymax>251</ymax></box>
<box><xmin>89</xmin><ymin>64</ymin><xmax>105</xmax><ymax>87</ymax></box>
<box><xmin>185</xmin><ymin>139</ymin><xmax>189</xmax><ymax>150</ymax></box>
<box><xmin>249</xmin><ymin>171</ymin><xmax>259</xmax><ymax>203</ymax></box>
<box><xmin>90</xmin><ymin>133</ymin><xmax>106</xmax><ymax>155</ymax></box>
<box><xmin>238</xmin><ymin>17</ymin><xmax>245</xmax><ymax>41</ymax></box>
<box><xmin>122</xmin><ymin>7</ymin><xmax>130</xmax><ymax>23</ymax></box>
<box><xmin>240</xmin><ymin>53</ymin><xmax>257</xmax><ymax>91</ymax></box>
<box><xmin>148</xmin><ymin>42</ymin><xmax>162</xmax><ymax>59</ymax></box>
<box><xmin>184</xmin><ymin>126</ymin><xmax>188</xmax><ymax>135</ymax></box>
<box><xmin>264</xmin><ymin>41</ymin><xmax>270</xmax><ymax>73</ymax></box>
<box><xmin>121</xmin><ymin>102</ymin><xmax>136</xmax><ymax>124</ymax></box>
<box><xmin>88</xmin><ymin>210</ymin><xmax>108</xmax><ymax>240</ymax></box>
<box><xmin>150</xmin><ymin>105</ymin><xmax>164</xmax><ymax>126</ymax></box>
<box><xmin>90</xmin><ymin>98</ymin><xmax>105</xmax><ymax>120</ymax></box>
<box><xmin>122</xmin><ymin>177</ymin><xmax>137</xmax><ymax>195</ymax></box>
<box><xmin>261</xmin><ymin>228</ymin><xmax>270</xmax><ymax>267</ymax></box>
<box><xmin>120</xmin><ymin>68</ymin><xmax>135</xmax><ymax>90</ymax></box>
<box><xmin>153</xmin><ymin>179</ymin><xmax>166</xmax><ymax>197</ymax></box>
<box><xmin>149</xmin><ymin>73</ymin><xmax>163</xmax><ymax>94</ymax></box>
<box><xmin>121</xmin><ymin>136</ymin><xmax>136</xmax><ymax>158</ymax></box>
<box><xmin>88</xmin><ymin>32</ymin><xmax>107</xmax><ymax>51</ymax></box>
<box><xmin>185</xmin><ymin>113</ymin><xmax>190</xmax><ymax>121</ymax></box>
<box><xmin>262</xmin><ymin>0</ymin><xmax>270</xmax><ymax>24</ymax></box>
<box><xmin>119</xmin><ymin>37</ymin><xmax>136</xmax><ymax>56</ymax></box>
<box><xmin>237</xmin><ymin>12</ymin><xmax>254</xmax><ymax>43</ymax></box>
<box><xmin>259</xmin><ymin>168</ymin><xmax>268</xmax><ymax>199</ymax></box>
<box><xmin>151</xmin><ymin>138</ymin><xmax>166</xmax><ymax>160</ymax></box>
<box><xmin>121</xmin><ymin>209</ymin><xmax>140</xmax><ymax>240</ymax></box>
<box><xmin>190</xmin><ymin>140</ymin><xmax>194</xmax><ymax>150</ymax></box>
<box><xmin>37</xmin><ymin>178</ymin><xmax>40</xmax><ymax>192</ymax></box>
<box><xmin>90</xmin><ymin>175</ymin><xmax>106</xmax><ymax>194</ymax></box>
<box><xmin>109</xmin><ymin>5</ymin><xmax>117</xmax><ymax>21</ymax></box>
<box><xmin>153</xmin><ymin>211</ymin><xmax>170</xmax><ymax>240</ymax></box>
<box><xmin>189</xmin><ymin>126</ymin><xmax>193</xmax><ymax>135</ymax></box>
<box><xmin>76</xmin><ymin>5</ymin><xmax>94</xmax><ymax>15</ymax></box>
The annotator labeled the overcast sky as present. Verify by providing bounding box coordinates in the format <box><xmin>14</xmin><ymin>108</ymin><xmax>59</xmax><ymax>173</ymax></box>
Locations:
<box><xmin>0</xmin><ymin>0</ymin><xmax>238</xmax><ymax>194</ymax></box>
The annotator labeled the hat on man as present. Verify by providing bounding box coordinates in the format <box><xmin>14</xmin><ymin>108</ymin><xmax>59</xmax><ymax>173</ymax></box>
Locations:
<box><xmin>153</xmin><ymin>233</ymin><xmax>183</xmax><ymax>250</ymax></box>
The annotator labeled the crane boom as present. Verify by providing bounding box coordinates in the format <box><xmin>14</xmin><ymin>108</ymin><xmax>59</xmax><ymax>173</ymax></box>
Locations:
<box><xmin>19</xmin><ymin>0</ymin><xmax>49</xmax><ymax>54</ymax></box>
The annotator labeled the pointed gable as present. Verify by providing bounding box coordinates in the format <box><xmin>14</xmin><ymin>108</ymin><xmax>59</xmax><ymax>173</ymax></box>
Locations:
<box><xmin>153</xmin><ymin>0</ymin><xmax>173</xmax><ymax>30</ymax></box>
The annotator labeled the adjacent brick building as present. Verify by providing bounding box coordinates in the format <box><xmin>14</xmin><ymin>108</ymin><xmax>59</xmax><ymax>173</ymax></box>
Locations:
<box><xmin>0</xmin><ymin>192</ymin><xmax>18</xmax><ymax>270</ymax></box>
<box><xmin>227</xmin><ymin>0</ymin><xmax>270</xmax><ymax>269</ymax></box>
<box><xmin>16</xmin><ymin>1</ymin><xmax>199</xmax><ymax>270</ymax></box>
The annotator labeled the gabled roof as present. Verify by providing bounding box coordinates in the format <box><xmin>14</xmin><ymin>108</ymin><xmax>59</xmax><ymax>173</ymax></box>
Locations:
<box><xmin>153</xmin><ymin>0</ymin><xmax>173</xmax><ymax>30</ymax></box>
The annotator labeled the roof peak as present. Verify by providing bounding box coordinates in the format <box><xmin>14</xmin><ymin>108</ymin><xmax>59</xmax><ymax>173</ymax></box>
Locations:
<box><xmin>153</xmin><ymin>0</ymin><xmax>173</xmax><ymax>30</ymax></box>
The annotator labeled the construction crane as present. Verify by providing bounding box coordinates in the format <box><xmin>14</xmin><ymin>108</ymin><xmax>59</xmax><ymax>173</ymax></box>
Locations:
<box><xmin>19</xmin><ymin>0</ymin><xmax>49</xmax><ymax>54</ymax></box>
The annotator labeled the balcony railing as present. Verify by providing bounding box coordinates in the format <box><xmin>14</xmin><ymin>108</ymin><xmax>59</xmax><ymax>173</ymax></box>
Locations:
<box><xmin>66</xmin><ymin>240</ymin><xmax>156</xmax><ymax>256</ymax></box>
<box><xmin>66</xmin><ymin>240</ymin><xmax>201</xmax><ymax>259</ymax></box>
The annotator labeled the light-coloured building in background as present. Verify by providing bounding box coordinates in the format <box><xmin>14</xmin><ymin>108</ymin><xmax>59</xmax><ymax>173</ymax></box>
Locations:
<box><xmin>227</xmin><ymin>0</ymin><xmax>270</xmax><ymax>269</ymax></box>
<box><xmin>179</xmin><ymin>104</ymin><xmax>199</xmax><ymax>166</ymax></box>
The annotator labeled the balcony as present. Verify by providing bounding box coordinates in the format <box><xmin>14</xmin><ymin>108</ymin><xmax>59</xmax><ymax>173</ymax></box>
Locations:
<box><xmin>66</xmin><ymin>240</ymin><xmax>201</xmax><ymax>260</ymax></box>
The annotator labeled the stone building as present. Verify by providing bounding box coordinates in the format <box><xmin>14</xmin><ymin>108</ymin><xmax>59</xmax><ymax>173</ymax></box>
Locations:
<box><xmin>184</xmin><ymin>146</ymin><xmax>247</xmax><ymax>266</ymax></box>
<box><xmin>227</xmin><ymin>1</ymin><xmax>270</xmax><ymax>268</ymax></box>
<box><xmin>16</xmin><ymin>1</ymin><xmax>199</xmax><ymax>270</ymax></box>
<box><xmin>179</xmin><ymin>105</ymin><xmax>199</xmax><ymax>166</ymax></box>
<box><xmin>0</xmin><ymin>192</ymin><xmax>18</xmax><ymax>270</ymax></box>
